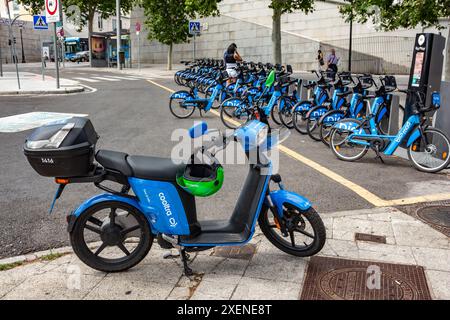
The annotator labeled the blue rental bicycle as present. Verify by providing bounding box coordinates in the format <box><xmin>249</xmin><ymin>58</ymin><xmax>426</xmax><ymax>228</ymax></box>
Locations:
<box><xmin>169</xmin><ymin>70</ymin><xmax>229</xmax><ymax>118</ymax></box>
<box><xmin>24</xmin><ymin>118</ymin><xmax>326</xmax><ymax>276</ymax></box>
<box><xmin>329</xmin><ymin>90</ymin><xmax>450</xmax><ymax>173</ymax></box>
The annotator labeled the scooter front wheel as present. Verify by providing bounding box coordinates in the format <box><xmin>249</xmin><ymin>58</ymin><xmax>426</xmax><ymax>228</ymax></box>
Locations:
<box><xmin>258</xmin><ymin>204</ymin><xmax>326</xmax><ymax>257</ymax></box>
<box><xmin>70</xmin><ymin>201</ymin><xmax>153</xmax><ymax>273</ymax></box>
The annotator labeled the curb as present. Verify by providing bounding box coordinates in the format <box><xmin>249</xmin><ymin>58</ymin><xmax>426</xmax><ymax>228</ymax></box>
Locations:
<box><xmin>0</xmin><ymin>246</ymin><xmax>73</xmax><ymax>266</ymax></box>
<box><xmin>0</xmin><ymin>87</ymin><xmax>85</xmax><ymax>96</ymax></box>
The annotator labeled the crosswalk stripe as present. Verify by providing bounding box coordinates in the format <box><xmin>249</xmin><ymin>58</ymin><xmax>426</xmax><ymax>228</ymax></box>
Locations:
<box><xmin>90</xmin><ymin>76</ymin><xmax>121</xmax><ymax>81</ymax></box>
<box><xmin>105</xmin><ymin>76</ymin><xmax>140</xmax><ymax>80</ymax></box>
<box><xmin>73</xmin><ymin>77</ymin><xmax>100</xmax><ymax>83</ymax></box>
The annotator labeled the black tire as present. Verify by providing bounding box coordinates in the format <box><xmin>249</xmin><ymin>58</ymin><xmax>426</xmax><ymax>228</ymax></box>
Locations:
<box><xmin>278</xmin><ymin>97</ymin><xmax>295</xmax><ymax>129</ymax></box>
<box><xmin>306</xmin><ymin>106</ymin><xmax>328</xmax><ymax>141</ymax></box>
<box><xmin>407</xmin><ymin>127</ymin><xmax>450</xmax><ymax>173</ymax></box>
<box><xmin>220</xmin><ymin>98</ymin><xmax>250</xmax><ymax>129</ymax></box>
<box><xmin>292</xmin><ymin>101</ymin><xmax>312</xmax><ymax>135</ymax></box>
<box><xmin>258</xmin><ymin>204</ymin><xmax>326</xmax><ymax>257</ymax></box>
<box><xmin>70</xmin><ymin>201</ymin><xmax>153</xmax><ymax>273</ymax></box>
<box><xmin>330</xmin><ymin>118</ymin><xmax>369</xmax><ymax>162</ymax></box>
<box><xmin>319</xmin><ymin>110</ymin><xmax>345</xmax><ymax>147</ymax></box>
<box><xmin>169</xmin><ymin>92</ymin><xmax>196</xmax><ymax>119</ymax></box>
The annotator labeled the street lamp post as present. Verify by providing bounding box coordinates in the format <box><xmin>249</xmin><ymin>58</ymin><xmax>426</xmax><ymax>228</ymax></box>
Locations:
<box><xmin>19</xmin><ymin>26</ymin><xmax>26</xmax><ymax>63</ymax></box>
<box><xmin>5</xmin><ymin>0</ymin><xmax>20</xmax><ymax>89</ymax></box>
<box><xmin>116</xmin><ymin>0</ymin><xmax>121</xmax><ymax>70</ymax></box>
<box><xmin>348</xmin><ymin>0</ymin><xmax>353</xmax><ymax>72</ymax></box>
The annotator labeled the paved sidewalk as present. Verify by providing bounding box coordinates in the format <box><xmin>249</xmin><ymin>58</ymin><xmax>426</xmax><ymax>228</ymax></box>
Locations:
<box><xmin>0</xmin><ymin>72</ymin><xmax>85</xmax><ymax>95</ymax></box>
<box><xmin>0</xmin><ymin>206</ymin><xmax>448</xmax><ymax>300</ymax></box>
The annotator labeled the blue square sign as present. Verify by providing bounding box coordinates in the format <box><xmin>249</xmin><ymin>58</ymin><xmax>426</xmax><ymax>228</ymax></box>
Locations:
<box><xmin>189</xmin><ymin>21</ymin><xmax>201</xmax><ymax>35</ymax></box>
<box><xmin>33</xmin><ymin>15</ymin><xmax>48</xmax><ymax>30</ymax></box>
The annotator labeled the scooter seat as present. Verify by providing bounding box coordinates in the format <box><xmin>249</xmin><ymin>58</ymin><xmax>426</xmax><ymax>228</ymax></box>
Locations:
<box><xmin>96</xmin><ymin>150</ymin><xmax>184</xmax><ymax>181</ymax></box>
<box><xmin>96</xmin><ymin>150</ymin><xmax>133</xmax><ymax>176</ymax></box>
<box><xmin>127</xmin><ymin>155</ymin><xmax>185</xmax><ymax>182</ymax></box>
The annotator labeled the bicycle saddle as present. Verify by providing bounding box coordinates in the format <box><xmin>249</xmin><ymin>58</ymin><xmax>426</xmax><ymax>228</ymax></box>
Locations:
<box><xmin>96</xmin><ymin>150</ymin><xmax>184</xmax><ymax>182</ymax></box>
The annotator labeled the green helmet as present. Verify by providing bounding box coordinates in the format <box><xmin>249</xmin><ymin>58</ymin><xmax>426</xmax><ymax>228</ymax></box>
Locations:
<box><xmin>176</xmin><ymin>163</ymin><xmax>224</xmax><ymax>197</ymax></box>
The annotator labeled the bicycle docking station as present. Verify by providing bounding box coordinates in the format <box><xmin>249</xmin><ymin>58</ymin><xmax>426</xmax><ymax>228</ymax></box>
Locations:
<box><xmin>394</xmin><ymin>33</ymin><xmax>446</xmax><ymax>159</ymax></box>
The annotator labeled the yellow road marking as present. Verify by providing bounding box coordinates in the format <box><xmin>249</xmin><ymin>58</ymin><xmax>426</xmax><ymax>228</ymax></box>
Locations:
<box><xmin>148</xmin><ymin>79</ymin><xmax>448</xmax><ymax>207</ymax></box>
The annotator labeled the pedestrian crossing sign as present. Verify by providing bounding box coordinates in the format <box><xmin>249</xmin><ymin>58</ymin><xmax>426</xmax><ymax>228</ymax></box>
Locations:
<box><xmin>189</xmin><ymin>21</ymin><xmax>201</xmax><ymax>35</ymax></box>
<box><xmin>33</xmin><ymin>15</ymin><xmax>48</xmax><ymax>30</ymax></box>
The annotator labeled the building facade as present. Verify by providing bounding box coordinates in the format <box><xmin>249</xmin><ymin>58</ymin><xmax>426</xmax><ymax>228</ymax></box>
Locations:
<box><xmin>130</xmin><ymin>0</ymin><xmax>449</xmax><ymax>74</ymax></box>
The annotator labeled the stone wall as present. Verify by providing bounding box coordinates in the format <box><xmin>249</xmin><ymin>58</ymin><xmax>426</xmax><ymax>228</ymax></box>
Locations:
<box><xmin>0</xmin><ymin>21</ymin><xmax>53</xmax><ymax>64</ymax></box>
<box><xmin>130</xmin><ymin>0</ymin><xmax>449</xmax><ymax>74</ymax></box>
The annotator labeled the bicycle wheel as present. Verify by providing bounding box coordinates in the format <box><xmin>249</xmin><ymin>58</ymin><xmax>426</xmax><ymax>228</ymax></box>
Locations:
<box><xmin>319</xmin><ymin>110</ymin><xmax>345</xmax><ymax>147</ymax></box>
<box><xmin>292</xmin><ymin>101</ymin><xmax>312</xmax><ymax>135</ymax></box>
<box><xmin>270</xmin><ymin>103</ymin><xmax>282</xmax><ymax>125</ymax></box>
<box><xmin>258</xmin><ymin>204</ymin><xmax>326</xmax><ymax>257</ymax></box>
<box><xmin>278</xmin><ymin>97</ymin><xmax>296</xmax><ymax>129</ymax></box>
<box><xmin>220</xmin><ymin>98</ymin><xmax>250</xmax><ymax>129</ymax></box>
<box><xmin>169</xmin><ymin>95</ymin><xmax>196</xmax><ymax>119</ymax></box>
<box><xmin>376</xmin><ymin>104</ymin><xmax>405</xmax><ymax>135</ymax></box>
<box><xmin>330</xmin><ymin>119</ymin><xmax>369</xmax><ymax>161</ymax></box>
<box><xmin>408</xmin><ymin>127</ymin><xmax>450</xmax><ymax>173</ymax></box>
<box><xmin>70</xmin><ymin>201</ymin><xmax>153</xmax><ymax>273</ymax></box>
<box><xmin>306</xmin><ymin>106</ymin><xmax>328</xmax><ymax>141</ymax></box>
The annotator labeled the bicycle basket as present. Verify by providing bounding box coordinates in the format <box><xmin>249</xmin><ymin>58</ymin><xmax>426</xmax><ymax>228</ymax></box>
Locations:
<box><xmin>339</xmin><ymin>72</ymin><xmax>353</xmax><ymax>86</ymax></box>
<box><xmin>359</xmin><ymin>75</ymin><xmax>373</xmax><ymax>89</ymax></box>
<box><xmin>382</xmin><ymin>76</ymin><xmax>397</xmax><ymax>92</ymax></box>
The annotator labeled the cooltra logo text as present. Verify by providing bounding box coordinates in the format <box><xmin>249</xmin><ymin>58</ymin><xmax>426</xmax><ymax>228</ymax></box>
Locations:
<box><xmin>159</xmin><ymin>192</ymin><xmax>178</xmax><ymax>227</ymax></box>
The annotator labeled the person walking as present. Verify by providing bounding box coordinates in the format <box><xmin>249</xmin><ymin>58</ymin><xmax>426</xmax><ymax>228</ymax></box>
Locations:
<box><xmin>224</xmin><ymin>43</ymin><xmax>243</xmax><ymax>84</ymax></box>
<box><xmin>317</xmin><ymin>49</ymin><xmax>325</xmax><ymax>71</ymax></box>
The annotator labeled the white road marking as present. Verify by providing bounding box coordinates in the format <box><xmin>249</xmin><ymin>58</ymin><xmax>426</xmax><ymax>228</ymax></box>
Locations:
<box><xmin>104</xmin><ymin>76</ymin><xmax>140</xmax><ymax>81</ymax></box>
<box><xmin>0</xmin><ymin>112</ymin><xmax>88</xmax><ymax>133</ymax></box>
<box><xmin>90</xmin><ymin>76</ymin><xmax>121</xmax><ymax>82</ymax></box>
<box><xmin>73</xmin><ymin>77</ymin><xmax>100</xmax><ymax>83</ymax></box>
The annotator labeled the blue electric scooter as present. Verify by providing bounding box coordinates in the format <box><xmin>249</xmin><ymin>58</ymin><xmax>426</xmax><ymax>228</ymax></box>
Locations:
<box><xmin>25</xmin><ymin>119</ymin><xmax>325</xmax><ymax>276</ymax></box>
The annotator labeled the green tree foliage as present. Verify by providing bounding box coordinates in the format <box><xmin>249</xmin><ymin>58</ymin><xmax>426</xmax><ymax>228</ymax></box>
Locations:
<box><xmin>18</xmin><ymin>0</ymin><xmax>135</xmax><ymax>66</ymax></box>
<box><xmin>340</xmin><ymin>0</ymin><xmax>450</xmax><ymax>79</ymax></box>
<box><xmin>142</xmin><ymin>0</ymin><xmax>220</xmax><ymax>70</ymax></box>
<box><xmin>269</xmin><ymin>0</ymin><xmax>315</xmax><ymax>64</ymax></box>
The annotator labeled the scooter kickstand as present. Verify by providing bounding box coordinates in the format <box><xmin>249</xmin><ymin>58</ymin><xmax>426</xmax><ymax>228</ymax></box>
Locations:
<box><xmin>180</xmin><ymin>248</ymin><xmax>194</xmax><ymax>277</ymax></box>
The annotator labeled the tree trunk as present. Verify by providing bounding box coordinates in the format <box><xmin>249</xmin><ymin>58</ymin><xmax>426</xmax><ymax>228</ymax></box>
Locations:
<box><xmin>167</xmin><ymin>43</ymin><xmax>173</xmax><ymax>71</ymax></box>
<box><xmin>445</xmin><ymin>20</ymin><xmax>450</xmax><ymax>81</ymax></box>
<box><xmin>88</xmin><ymin>11</ymin><xmax>94</xmax><ymax>68</ymax></box>
<box><xmin>272</xmin><ymin>8</ymin><xmax>282</xmax><ymax>64</ymax></box>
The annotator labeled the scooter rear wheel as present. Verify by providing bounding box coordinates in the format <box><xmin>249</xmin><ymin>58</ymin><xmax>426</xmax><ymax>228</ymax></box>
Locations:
<box><xmin>70</xmin><ymin>201</ymin><xmax>153</xmax><ymax>273</ymax></box>
<box><xmin>258</xmin><ymin>204</ymin><xmax>325</xmax><ymax>257</ymax></box>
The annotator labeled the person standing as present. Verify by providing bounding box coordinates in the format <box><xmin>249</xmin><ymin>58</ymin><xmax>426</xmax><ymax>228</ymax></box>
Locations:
<box><xmin>326</xmin><ymin>48</ymin><xmax>340</xmax><ymax>74</ymax></box>
<box><xmin>317</xmin><ymin>50</ymin><xmax>325</xmax><ymax>71</ymax></box>
<box><xmin>224</xmin><ymin>43</ymin><xmax>243</xmax><ymax>84</ymax></box>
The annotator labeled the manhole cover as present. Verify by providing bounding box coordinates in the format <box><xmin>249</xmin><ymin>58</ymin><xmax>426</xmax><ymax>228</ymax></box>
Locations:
<box><xmin>301</xmin><ymin>256</ymin><xmax>431</xmax><ymax>300</ymax></box>
<box><xmin>212</xmin><ymin>244</ymin><xmax>256</xmax><ymax>260</ymax></box>
<box><xmin>417</xmin><ymin>206</ymin><xmax>450</xmax><ymax>229</ymax></box>
<box><xmin>396</xmin><ymin>202</ymin><xmax>450</xmax><ymax>237</ymax></box>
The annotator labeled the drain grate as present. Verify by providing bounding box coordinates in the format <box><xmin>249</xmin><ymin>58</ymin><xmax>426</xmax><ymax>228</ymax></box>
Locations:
<box><xmin>301</xmin><ymin>256</ymin><xmax>431</xmax><ymax>300</ymax></box>
<box><xmin>396</xmin><ymin>201</ymin><xmax>450</xmax><ymax>237</ymax></box>
<box><xmin>355</xmin><ymin>233</ymin><xmax>386</xmax><ymax>244</ymax></box>
<box><xmin>212</xmin><ymin>244</ymin><xmax>256</xmax><ymax>260</ymax></box>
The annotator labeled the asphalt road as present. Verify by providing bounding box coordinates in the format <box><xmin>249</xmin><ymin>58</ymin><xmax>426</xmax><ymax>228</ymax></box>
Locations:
<box><xmin>0</xmin><ymin>64</ymin><xmax>449</xmax><ymax>259</ymax></box>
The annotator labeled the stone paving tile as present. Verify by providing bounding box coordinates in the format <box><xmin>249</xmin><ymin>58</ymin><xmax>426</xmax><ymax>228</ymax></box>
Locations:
<box><xmin>2</xmin><ymin>271</ymin><xmax>103</xmax><ymax>300</ymax></box>
<box><xmin>321</xmin><ymin>217</ymin><xmax>333</xmax><ymax>239</ymax></box>
<box><xmin>84</xmin><ymin>277</ymin><xmax>173</xmax><ymax>300</ymax></box>
<box><xmin>332</xmin><ymin>216</ymin><xmax>395</xmax><ymax>243</ymax></box>
<box><xmin>412</xmin><ymin>247</ymin><xmax>450</xmax><ymax>272</ymax></box>
<box><xmin>231</xmin><ymin>277</ymin><xmax>300</xmax><ymax>300</ymax></box>
<box><xmin>244</xmin><ymin>249</ymin><xmax>308</xmax><ymax>284</ymax></box>
<box><xmin>391</xmin><ymin>220</ymin><xmax>450</xmax><ymax>249</ymax></box>
<box><xmin>0</xmin><ymin>261</ymin><xmax>49</xmax><ymax>289</ymax></box>
<box><xmin>425</xmin><ymin>270</ymin><xmax>450</xmax><ymax>300</ymax></box>
<box><xmin>318</xmin><ymin>238</ymin><xmax>359</xmax><ymax>259</ymax></box>
<box><xmin>190</xmin><ymin>274</ymin><xmax>241</xmax><ymax>300</ymax></box>
<box><xmin>356</xmin><ymin>242</ymin><xmax>417</xmax><ymax>265</ymax></box>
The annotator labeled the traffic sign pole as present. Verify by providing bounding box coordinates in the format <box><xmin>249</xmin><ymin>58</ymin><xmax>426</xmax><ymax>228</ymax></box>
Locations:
<box><xmin>53</xmin><ymin>23</ymin><xmax>60</xmax><ymax>89</ymax></box>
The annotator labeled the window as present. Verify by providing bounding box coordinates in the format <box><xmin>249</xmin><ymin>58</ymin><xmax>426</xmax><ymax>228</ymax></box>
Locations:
<box><xmin>98</xmin><ymin>16</ymin><xmax>103</xmax><ymax>30</ymax></box>
<box><xmin>112</xmin><ymin>19</ymin><xmax>117</xmax><ymax>31</ymax></box>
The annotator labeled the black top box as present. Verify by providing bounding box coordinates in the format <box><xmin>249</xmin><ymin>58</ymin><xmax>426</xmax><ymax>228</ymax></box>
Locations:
<box><xmin>23</xmin><ymin>117</ymin><xmax>99</xmax><ymax>178</ymax></box>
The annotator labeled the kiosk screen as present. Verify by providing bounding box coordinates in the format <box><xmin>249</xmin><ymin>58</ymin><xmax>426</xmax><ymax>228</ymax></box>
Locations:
<box><xmin>411</xmin><ymin>52</ymin><xmax>424</xmax><ymax>87</ymax></box>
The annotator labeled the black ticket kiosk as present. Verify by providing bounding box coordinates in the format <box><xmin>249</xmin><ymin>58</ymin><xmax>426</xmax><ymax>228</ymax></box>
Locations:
<box><xmin>404</xmin><ymin>33</ymin><xmax>446</xmax><ymax>122</ymax></box>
